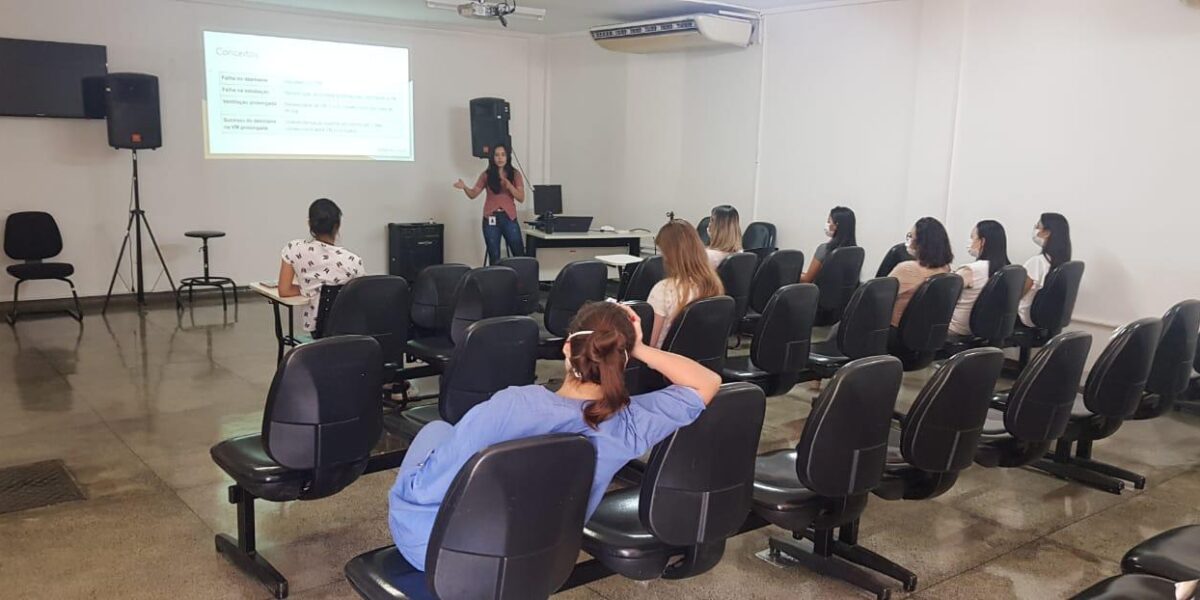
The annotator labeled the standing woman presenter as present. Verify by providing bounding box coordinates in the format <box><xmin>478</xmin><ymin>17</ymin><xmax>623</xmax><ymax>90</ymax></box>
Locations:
<box><xmin>453</xmin><ymin>143</ymin><xmax>525</xmax><ymax>265</ymax></box>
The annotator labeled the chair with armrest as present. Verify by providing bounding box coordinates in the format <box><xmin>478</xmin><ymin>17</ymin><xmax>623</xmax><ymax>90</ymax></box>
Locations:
<box><xmin>813</xmin><ymin>245</ymin><xmax>865</xmax><ymax>326</ymax></box>
<box><xmin>324</xmin><ymin>275</ymin><xmax>411</xmax><ymax>381</ymax></box>
<box><xmin>888</xmin><ymin>273</ymin><xmax>964</xmax><ymax>371</ymax></box>
<box><xmin>742</xmin><ymin>222</ymin><xmax>778</xmax><ymax>260</ymax></box>
<box><xmin>1132</xmin><ymin>299</ymin><xmax>1200</xmax><ymax>419</ymax></box>
<box><xmin>740</xmin><ymin>249</ymin><xmax>805</xmax><ymax>335</ymax></box>
<box><xmin>409</xmin><ymin>264</ymin><xmax>469</xmax><ymax>339</ymax></box>
<box><xmin>405</xmin><ymin>265</ymin><xmax>518</xmax><ymax>372</ymax></box>
<box><xmin>4</xmin><ymin>211</ymin><xmax>82</xmax><ymax>323</ymax></box>
<box><xmin>1009</xmin><ymin>260</ymin><xmax>1085</xmax><ymax>371</ymax></box>
<box><xmin>802</xmin><ymin>277</ymin><xmax>898</xmax><ymax>382</ymax></box>
<box><xmin>344</xmin><ymin>434</ymin><xmax>596</xmax><ymax>600</ymax></box>
<box><xmin>619</xmin><ymin>254</ymin><xmax>663</xmax><ymax>302</ymax></box>
<box><xmin>750</xmin><ymin>355</ymin><xmax>907</xmax><ymax>599</ymax></box>
<box><xmin>499</xmin><ymin>256</ymin><xmax>540</xmax><ymax>316</ymax></box>
<box><xmin>943</xmin><ymin>264</ymin><xmax>1026</xmax><ymax>353</ymax></box>
<box><xmin>716</xmin><ymin>252</ymin><xmax>759</xmax><ymax>328</ymax></box>
<box><xmin>537</xmin><ymin>260</ymin><xmax>608</xmax><ymax>359</ymax></box>
<box><xmin>875</xmin><ymin>243</ymin><xmax>914</xmax><ymax>279</ymax></box>
<box><xmin>722</xmin><ymin>284</ymin><xmax>818</xmax><ymax>397</ymax></box>
<box><xmin>211</xmin><ymin>336</ymin><xmax>384</xmax><ymax>599</ymax></box>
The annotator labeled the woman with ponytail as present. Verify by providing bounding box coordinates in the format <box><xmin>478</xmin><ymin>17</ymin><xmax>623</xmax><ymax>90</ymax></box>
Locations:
<box><xmin>387</xmin><ymin>301</ymin><xmax>721</xmax><ymax>572</ymax></box>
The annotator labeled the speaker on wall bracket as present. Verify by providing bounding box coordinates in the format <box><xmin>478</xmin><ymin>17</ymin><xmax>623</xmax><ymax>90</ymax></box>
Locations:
<box><xmin>469</xmin><ymin>97</ymin><xmax>510</xmax><ymax>158</ymax></box>
<box><xmin>104</xmin><ymin>72</ymin><xmax>162</xmax><ymax>150</ymax></box>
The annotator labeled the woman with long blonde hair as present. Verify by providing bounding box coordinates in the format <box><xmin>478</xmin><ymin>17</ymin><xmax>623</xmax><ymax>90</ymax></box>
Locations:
<box><xmin>648</xmin><ymin>220</ymin><xmax>725</xmax><ymax>347</ymax></box>
<box><xmin>705</xmin><ymin>205</ymin><xmax>743</xmax><ymax>268</ymax></box>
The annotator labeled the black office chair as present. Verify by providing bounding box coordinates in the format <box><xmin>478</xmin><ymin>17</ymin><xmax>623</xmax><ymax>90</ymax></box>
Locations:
<box><xmin>406</xmin><ymin>265</ymin><xmax>518</xmax><ymax>371</ymax></box>
<box><xmin>1071</xmin><ymin>574</ymin><xmax>1180</xmax><ymax>600</ymax></box>
<box><xmin>974</xmin><ymin>331</ymin><xmax>1092</xmax><ymax>469</ymax></box>
<box><xmin>1132</xmin><ymin>299</ymin><xmax>1200</xmax><ymax>419</ymax></box>
<box><xmin>740</xmin><ymin>249</ymin><xmax>805</xmax><ymax>335</ymax></box>
<box><xmin>742</xmin><ymin>222</ymin><xmax>778</xmax><ymax>260</ymax></box>
<box><xmin>888</xmin><ymin>272</ymin><xmax>964</xmax><ymax>371</ymax></box>
<box><xmin>389</xmin><ymin>316</ymin><xmax>539</xmax><ymax>439</ymax></box>
<box><xmin>716</xmin><ymin>252</ymin><xmax>759</xmax><ymax>328</ymax></box>
<box><xmin>875</xmin><ymin>243</ymin><xmax>914</xmax><ymax>278</ymax></box>
<box><xmin>876</xmin><ymin>347</ymin><xmax>1005</xmax><ymax>502</ymax></box>
<box><xmin>621</xmin><ymin>300</ymin><xmax>654</xmax><ymax>344</ymax></box>
<box><xmin>803</xmin><ymin>277</ymin><xmax>898</xmax><ymax>382</ymax></box>
<box><xmin>1122</xmin><ymin>525</ymin><xmax>1200</xmax><ymax>582</ymax></box>
<box><xmin>409</xmin><ymin>264</ymin><xmax>470</xmax><ymax>338</ymax></box>
<box><xmin>499</xmin><ymin>256</ymin><xmax>540</xmax><ymax>316</ymax></box>
<box><xmin>572</xmin><ymin>383</ymin><xmax>766</xmax><ymax>584</ymax></box>
<box><xmin>1010</xmin><ymin>260</ymin><xmax>1085</xmax><ymax>370</ymax></box>
<box><xmin>619</xmin><ymin>255</ymin><xmax>664</xmax><ymax>302</ymax></box>
<box><xmin>944</xmin><ymin>264</ymin><xmax>1026</xmax><ymax>351</ymax></box>
<box><xmin>211</xmin><ymin>336</ymin><xmax>384</xmax><ymax>599</ymax></box>
<box><xmin>813</xmin><ymin>245</ymin><xmax>865</xmax><ymax>326</ymax></box>
<box><xmin>324</xmin><ymin>275</ymin><xmax>410</xmax><ymax>369</ymax></box>
<box><xmin>1025</xmin><ymin>317</ymin><xmax>1161</xmax><ymax>494</ymax></box>
<box><xmin>310</xmin><ymin>284</ymin><xmax>346</xmax><ymax>340</ymax></box>
<box><xmin>537</xmin><ymin>260</ymin><xmax>608</xmax><ymax>359</ymax></box>
<box><xmin>722</xmin><ymin>284</ymin><xmax>819</xmax><ymax>396</ymax></box>
<box><xmin>751</xmin><ymin>355</ymin><xmax>906</xmax><ymax>599</ymax></box>
<box><xmin>344</xmin><ymin>434</ymin><xmax>596</xmax><ymax>600</ymax></box>
<box><xmin>627</xmin><ymin>296</ymin><xmax>737</xmax><ymax>395</ymax></box>
<box><xmin>696</xmin><ymin>216</ymin><xmax>711</xmax><ymax>246</ymax></box>
<box><xmin>4</xmin><ymin>211</ymin><xmax>82</xmax><ymax>323</ymax></box>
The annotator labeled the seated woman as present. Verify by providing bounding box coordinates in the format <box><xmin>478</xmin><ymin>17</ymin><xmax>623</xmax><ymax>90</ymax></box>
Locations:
<box><xmin>277</xmin><ymin>198</ymin><xmax>365</xmax><ymax>334</ymax></box>
<box><xmin>888</xmin><ymin>217</ymin><xmax>954</xmax><ymax>327</ymax></box>
<box><xmin>949</xmin><ymin>220</ymin><xmax>1010</xmax><ymax>336</ymax></box>
<box><xmin>801</xmin><ymin>206</ymin><xmax>856</xmax><ymax>283</ymax></box>
<box><xmin>648</xmin><ymin>220</ymin><xmax>725</xmax><ymax>347</ymax></box>
<box><xmin>1019</xmin><ymin>212</ymin><xmax>1071</xmax><ymax>327</ymax></box>
<box><xmin>704</xmin><ymin>205</ymin><xmax>743</xmax><ymax>269</ymax></box>
<box><xmin>387</xmin><ymin>301</ymin><xmax>721</xmax><ymax>571</ymax></box>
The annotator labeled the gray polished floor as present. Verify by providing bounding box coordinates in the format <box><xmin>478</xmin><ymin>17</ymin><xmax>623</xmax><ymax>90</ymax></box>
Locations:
<box><xmin>0</xmin><ymin>298</ymin><xmax>1197</xmax><ymax>599</ymax></box>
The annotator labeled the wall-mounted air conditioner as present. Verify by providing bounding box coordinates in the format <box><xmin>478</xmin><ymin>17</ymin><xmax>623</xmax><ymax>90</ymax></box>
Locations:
<box><xmin>590</xmin><ymin>14</ymin><xmax>754</xmax><ymax>54</ymax></box>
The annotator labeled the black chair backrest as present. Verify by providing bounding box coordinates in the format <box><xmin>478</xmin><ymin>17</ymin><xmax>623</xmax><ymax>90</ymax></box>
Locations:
<box><xmin>545</xmin><ymin>260</ymin><xmax>608</xmax><ymax>336</ymax></box>
<box><xmin>312</xmin><ymin>284</ymin><xmax>345</xmax><ymax>339</ymax></box>
<box><xmin>696</xmin><ymin>217</ymin><xmax>711</xmax><ymax>246</ymax></box>
<box><xmin>836</xmin><ymin>277</ymin><xmax>899</xmax><ymax>360</ymax></box>
<box><xmin>426</xmin><ymin>434</ymin><xmax>596</xmax><ymax>600</ymax></box>
<box><xmin>411</xmin><ymin>264</ymin><xmax>470</xmax><ymax>332</ymax></box>
<box><xmin>752</xmin><ymin>284</ymin><xmax>819</xmax><ymax>375</ymax></box>
<box><xmin>796</xmin><ymin>355</ymin><xmax>903</xmax><ymax>497</ymax></box>
<box><xmin>814</xmin><ymin>246</ymin><xmax>865</xmax><ymax>325</ymax></box>
<box><xmin>440</xmin><ymin>316</ymin><xmax>539</xmax><ymax>424</ymax></box>
<box><xmin>621</xmin><ymin>255</ymin><xmax>664</xmax><ymax>302</ymax></box>
<box><xmin>325</xmin><ymin>275</ymin><xmax>411</xmax><ymax>365</ymax></box>
<box><xmin>499</xmin><ymin>257</ymin><xmax>540</xmax><ymax>316</ymax></box>
<box><xmin>896</xmin><ymin>273</ymin><xmax>964</xmax><ymax>353</ymax></box>
<box><xmin>262</xmin><ymin>335</ymin><xmax>383</xmax><ymax>498</ymax></box>
<box><xmin>450</xmin><ymin>266</ymin><xmax>519</xmax><ymax>345</ymax></box>
<box><xmin>1083</xmin><ymin>318</ymin><xmax>1163</xmax><ymax>419</ymax></box>
<box><xmin>1003</xmin><ymin>330</ymin><xmax>1092</xmax><ymax>441</ymax></box>
<box><xmin>900</xmin><ymin>347</ymin><xmax>1004</xmax><ymax>473</ymax></box>
<box><xmin>1030</xmin><ymin>260</ymin><xmax>1085</xmax><ymax>335</ymax></box>
<box><xmin>742</xmin><ymin>222</ymin><xmax>777</xmax><ymax>252</ymax></box>
<box><xmin>662</xmin><ymin>295</ymin><xmax>737</xmax><ymax>373</ymax></box>
<box><xmin>4</xmin><ymin>211</ymin><xmax>63</xmax><ymax>260</ymax></box>
<box><xmin>875</xmin><ymin>243</ymin><xmax>914</xmax><ymax>279</ymax></box>
<box><xmin>641</xmin><ymin>382</ymin><xmax>766</xmax><ymax>546</ymax></box>
<box><xmin>749</xmin><ymin>249</ymin><xmax>805</xmax><ymax>315</ymax></box>
<box><xmin>969</xmin><ymin>264</ymin><xmax>1026</xmax><ymax>345</ymax></box>
<box><xmin>1146</xmin><ymin>299</ymin><xmax>1200</xmax><ymax>398</ymax></box>
<box><xmin>621</xmin><ymin>300</ymin><xmax>655</xmax><ymax>344</ymax></box>
<box><xmin>716</xmin><ymin>252</ymin><xmax>759</xmax><ymax>323</ymax></box>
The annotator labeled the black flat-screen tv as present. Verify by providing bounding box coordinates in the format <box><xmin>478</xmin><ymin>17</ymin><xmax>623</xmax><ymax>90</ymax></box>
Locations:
<box><xmin>0</xmin><ymin>37</ymin><xmax>108</xmax><ymax>119</ymax></box>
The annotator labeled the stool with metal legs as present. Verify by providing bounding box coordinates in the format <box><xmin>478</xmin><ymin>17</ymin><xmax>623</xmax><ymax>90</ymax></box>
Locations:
<box><xmin>178</xmin><ymin>230</ymin><xmax>238</xmax><ymax>311</ymax></box>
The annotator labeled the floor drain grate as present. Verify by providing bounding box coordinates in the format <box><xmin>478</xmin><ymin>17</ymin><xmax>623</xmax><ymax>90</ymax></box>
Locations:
<box><xmin>0</xmin><ymin>459</ymin><xmax>85</xmax><ymax>515</ymax></box>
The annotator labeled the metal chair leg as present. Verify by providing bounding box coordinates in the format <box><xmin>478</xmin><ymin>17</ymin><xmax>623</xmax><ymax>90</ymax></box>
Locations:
<box><xmin>214</xmin><ymin>485</ymin><xmax>288</xmax><ymax>599</ymax></box>
<box><xmin>7</xmin><ymin>279</ymin><xmax>22</xmax><ymax>325</ymax></box>
<box><xmin>65</xmin><ymin>279</ymin><xmax>83</xmax><ymax>321</ymax></box>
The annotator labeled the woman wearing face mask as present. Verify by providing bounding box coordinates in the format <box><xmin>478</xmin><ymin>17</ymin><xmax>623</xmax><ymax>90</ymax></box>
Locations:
<box><xmin>453</xmin><ymin>143</ymin><xmax>525</xmax><ymax>265</ymax></box>
<box><xmin>1019</xmin><ymin>213</ymin><xmax>1071</xmax><ymax>327</ymax></box>
<box><xmin>386</xmin><ymin>301</ymin><xmax>721</xmax><ymax>572</ymax></box>
<box><xmin>888</xmin><ymin>217</ymin><xmax>954</xmax><ymax>327</ymax></box>
<box><xmin>801</xmin><ymin>206</ymin><xmax>856</xmax><ymax>283</ymax></box>
<box><xmin>949</xmin><ymin>220</ymin><xmax>1010</xmax><ymax>336</ymax></box>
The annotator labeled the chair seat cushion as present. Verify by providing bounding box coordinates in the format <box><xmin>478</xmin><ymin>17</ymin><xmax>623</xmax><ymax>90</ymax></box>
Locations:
<box><xmin>752</xmin><ymin>450</ymin><xmax>819</xmax><ymax>514</ymax></box>
<box><xmin>721</xmin><ymin>355</ymin><xmax>769</xmax><ymax>382</ymax></box>
<box><xmin>403</xmin><ymin>404</ymin><xmax>442</xmax><ymax>428</ymax></box>
<box><xmin>739</xmin><ymin>311</ymin><xmax>762</xmax><ymax>335</ymax></box>
<box><xmin>581</xmin><ymin>487</ymin><xmax>673</xmax><ymax>581</ymax></box>
<box><xmin>209</xmin><ymin>434</ymin><xmax>308</xmax><ymax>501</ymax></box>
<box><xmin>7</xmin><ymin>262</ymin><xmax>74</xmax><ymax>280</ymax></box>
<box><xmin>185</xmin><ymin>230</ymin><xmax>227</xmax><ymax>239</ymax></box>
<box><xmin>1071</xmin><ymin>574</ymin><xmax>1178</xmax><ymax>600</ymax></box>
<box><xmin>406</xmin><ymin>337</ymin><xmax>453</xmax><ymax>365</ymax></box>
<box><xmin>344</xmin><ymin>545</ymin><xmax>434</xmax><ymax>600</ymax></box>
<box><xmin>807</xmin><ymin>338</ymin><xmax>849</xmax><ymax>369</ymax></box>
<box><xmin>1121</xmin><ymin>524</ymin><xmax>1200</xmax><ymax>581</ymax></box>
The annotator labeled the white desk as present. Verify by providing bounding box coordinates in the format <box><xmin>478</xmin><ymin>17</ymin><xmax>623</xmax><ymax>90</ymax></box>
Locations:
<box><xmin>249</xmin><ymin>282</ymin><xmax>308</xmax><ymax>362</ymax></box>
<box><xmin>525</xmin><ymin>229</ymin><xmax>653</xmax><ymax>281</ymax></box>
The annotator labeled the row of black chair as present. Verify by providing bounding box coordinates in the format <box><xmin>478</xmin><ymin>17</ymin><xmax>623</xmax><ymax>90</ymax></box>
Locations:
<box><xmin>695</xmin><ymin>217</ymin><xmax>778</xmax><ymax>258</ymax></box>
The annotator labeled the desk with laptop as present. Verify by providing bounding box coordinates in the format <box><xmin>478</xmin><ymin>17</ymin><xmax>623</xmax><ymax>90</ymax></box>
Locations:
<box><xmin>525</xmin><ymin>184</ymin><xmax>654</xmax><ymax>281</ymax></box>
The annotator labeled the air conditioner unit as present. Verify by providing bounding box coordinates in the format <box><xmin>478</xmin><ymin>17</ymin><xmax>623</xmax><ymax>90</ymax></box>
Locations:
<box><xmin>590</xmin><ymin>14</ymin><xmax>753</xmax><ymax>54</ymax></box>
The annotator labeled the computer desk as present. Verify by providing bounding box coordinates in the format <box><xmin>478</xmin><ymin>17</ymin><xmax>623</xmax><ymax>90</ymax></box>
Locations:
<box><xmin>524</xmin><ymin>228</ymin><xmax>654</xmax><ymax>281</ymax></box>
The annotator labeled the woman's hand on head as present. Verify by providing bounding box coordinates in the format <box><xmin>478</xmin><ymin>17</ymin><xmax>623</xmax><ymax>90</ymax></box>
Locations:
<box><xmin>617</xmin><ymin>303</ymin><xmax>647</xmax><ymax>356</ymax></box>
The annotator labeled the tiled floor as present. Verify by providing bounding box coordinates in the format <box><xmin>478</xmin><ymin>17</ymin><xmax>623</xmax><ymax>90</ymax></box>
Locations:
<box><xmin>0</xmin><ymin>297</ymin><xmax>1197</xmax><ymax>599</ymax></box>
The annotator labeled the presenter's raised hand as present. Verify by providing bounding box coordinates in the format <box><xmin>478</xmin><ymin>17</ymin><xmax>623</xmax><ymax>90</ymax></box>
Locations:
<box><xmin>453</xmin><ymin>179</ymin><xmax>466</xmax><ymax>190</ymax></box>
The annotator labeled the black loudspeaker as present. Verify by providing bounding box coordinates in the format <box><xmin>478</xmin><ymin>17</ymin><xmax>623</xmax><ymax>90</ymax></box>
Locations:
<box><xmin>388</xmin><ymin>222</ymin><xmax>444</xmax><ymax>283</ymax></box>
<box><xmin>469</xmin><ymin>97</ymin><xmax>510</xmax><ymax>158</ymax></box>
<box><xmin>105</xmin><ymin>72</ymin><xmax>161</xmax><ymax>149</ymax></box>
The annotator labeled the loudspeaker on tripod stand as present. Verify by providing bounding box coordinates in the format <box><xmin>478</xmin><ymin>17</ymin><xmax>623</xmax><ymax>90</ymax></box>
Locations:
<box><xmin>104</xmin><ymin>73</ymin><xmax>162</xmax><ymax>150</ymax></box>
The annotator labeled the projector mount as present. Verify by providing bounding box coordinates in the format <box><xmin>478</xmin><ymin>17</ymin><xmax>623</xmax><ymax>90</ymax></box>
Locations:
<box><xmin>426</xmin><ymin>0</ymin><xmax>546</xmax><ymax>28</ymax></box>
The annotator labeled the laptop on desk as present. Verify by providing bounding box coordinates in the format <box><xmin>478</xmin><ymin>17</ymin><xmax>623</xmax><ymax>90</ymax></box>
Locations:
<box><xmin>549</xmin><ymin>216</ymin><xmax>593</xmax><ymax>233</ymax></box>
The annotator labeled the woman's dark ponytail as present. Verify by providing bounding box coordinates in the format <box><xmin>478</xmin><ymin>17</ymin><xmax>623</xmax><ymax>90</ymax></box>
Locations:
<box><xmin>567</xmin><ymin>302</ymin><xmax>637</xmax><ymax>429</ymax></box>
<box><xmin>309</xmin><ymin>198</ymin><xmax>342</xmax><ymax>237</ymax></box>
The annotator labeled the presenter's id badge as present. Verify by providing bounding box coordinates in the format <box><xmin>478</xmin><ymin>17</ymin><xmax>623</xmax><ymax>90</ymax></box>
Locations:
<box><xmin>488</xmin><ymin>216</ymin><xmax>497</xmax><ymax>226</ymax></box>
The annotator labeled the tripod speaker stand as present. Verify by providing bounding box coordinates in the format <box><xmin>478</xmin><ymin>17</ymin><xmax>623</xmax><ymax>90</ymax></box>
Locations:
<box><xmin>102</xmin><ymin>149</ymin><xmax>177</xmax><ymax>313</ymax></box>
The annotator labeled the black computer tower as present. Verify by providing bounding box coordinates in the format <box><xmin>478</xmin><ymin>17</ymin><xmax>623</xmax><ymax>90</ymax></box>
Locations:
<box><xmin>388</xmin><ymin>223</ymin><xmax>444</xmax><ymax>282</ymax></box>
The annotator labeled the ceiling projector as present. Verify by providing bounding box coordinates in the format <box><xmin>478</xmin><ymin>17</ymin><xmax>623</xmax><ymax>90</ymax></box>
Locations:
<box><xmin>427</xmin><ymin>0</ymin><xmax>546</xmax><ymax>28</ymax></box>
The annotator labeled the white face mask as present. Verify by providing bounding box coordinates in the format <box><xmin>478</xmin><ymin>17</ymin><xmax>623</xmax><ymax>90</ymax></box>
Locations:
<box><xmin>967</xmin><ymin>242</ymin><xmax>980</xmax><ymax>259</ymax></box>
<box><xmin>1032</xmin><ymin>230</ymin><xmax>1045</xmax><ymax>247</ymax></box>
<box><xmin>824</xmin><ymin>225</ymin><xmax>834</xmax><ymax>238</ymax></box>
<box><xmin>905</xmin><ymin>241</ymin><xmax>916</xmax><ymax>257</ymax></box>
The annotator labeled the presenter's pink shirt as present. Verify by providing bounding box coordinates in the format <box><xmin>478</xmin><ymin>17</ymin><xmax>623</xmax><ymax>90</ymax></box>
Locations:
<box><xmin>474</xmin><ymin>171</ymin><xmax>523</xmax><ymax>220</ymax></box>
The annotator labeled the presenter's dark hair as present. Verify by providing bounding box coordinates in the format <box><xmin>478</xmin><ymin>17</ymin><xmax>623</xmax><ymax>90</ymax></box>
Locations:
<box><xmin>912</xmin><ymin>217</ymin><xmax>953</xmax><ymax>269</ymax></box>
<box><xmin>308</xmin><ymin>198</ymin><xmax>342</xmax><ymax>237</ymax></box>
<box><xmin>828</xmin><ymin>206</ymin><xmax>857</xmax><ymax>250</ymax></box>
<box><xmin>1039</xmin><ymin>212</ymin><xmax>1071</xmax><ymax>269</ymax></box>
<box><xmin>975</xmin><ymin>220</ymin><xmax>1010</xmax><ymax>277</ymax></box>
<box><xmin>486</xmin><ymin>143</ymin><xmax>517</xmax><ymax>195</ymax></box>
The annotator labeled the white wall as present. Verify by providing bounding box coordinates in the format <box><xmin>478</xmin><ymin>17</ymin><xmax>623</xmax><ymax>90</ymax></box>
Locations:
<box><xmin>0</xmin><ymin>0</ymin><xmax>546</xmax><ymax>300</ymax></box>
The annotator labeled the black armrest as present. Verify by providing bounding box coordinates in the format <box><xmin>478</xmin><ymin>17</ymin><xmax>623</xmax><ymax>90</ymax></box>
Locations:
<box><xmin>990</xmin><ymin>392</ymin><xmax>1010</xmax><ymax>412</ymax></box>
